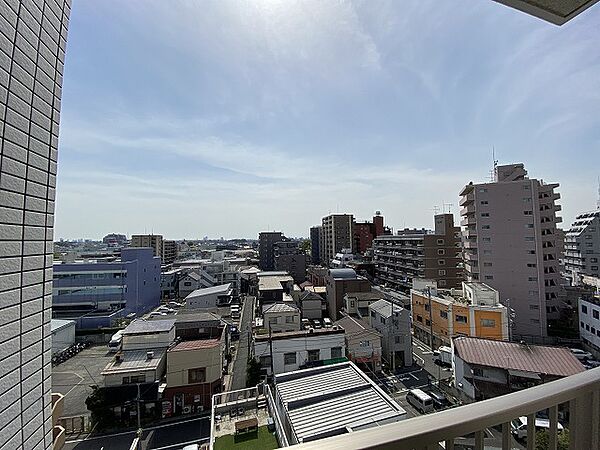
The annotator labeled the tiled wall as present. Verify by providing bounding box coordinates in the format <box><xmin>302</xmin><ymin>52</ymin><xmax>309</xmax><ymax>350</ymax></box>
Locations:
<box><xmin>0</xmin><ymin>0</ymin><xmax>70</xmax><ymax>448</ymax></box>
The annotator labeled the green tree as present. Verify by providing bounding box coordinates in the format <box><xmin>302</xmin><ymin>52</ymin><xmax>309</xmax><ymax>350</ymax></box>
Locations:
<box><xmin>299</xmin><ymin>239</ymin><xmax>311</xmax><ymax>254</ymax></box>
<box><xmin>536</xmin><ymin>429</ymin><xmax>569</xmax><ymax>450</ymax></box>
<box><xmin>85</xmin><ymin>385</ymin><xmax>116</xmax><ymax>430</ymax></box>
<box><xmin>246</xmin><ymin>357</ymin><xmax>262</xmax><ymax>387</ymax></box>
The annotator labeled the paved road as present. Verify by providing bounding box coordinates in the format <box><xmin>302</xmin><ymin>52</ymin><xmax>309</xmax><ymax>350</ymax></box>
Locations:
<box><xmin>63</xmin><ymin>416</ymin><xmax>210</xmax><ymax>450</ymax></box>
<box><xmin>230</xmin><ymin>295</ymin><xmax>255</xmax><ymax>390</ymax></box>
<box><xmin>411</xmin><ymin>337</ymin><xmax>453</xmax><ymax>381</ymax></box>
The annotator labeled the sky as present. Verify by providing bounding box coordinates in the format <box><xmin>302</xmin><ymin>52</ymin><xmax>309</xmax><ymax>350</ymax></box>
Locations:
<box><xmin>54</xmin><ymin>0</ymin><xmax>600</xmax><ymax>240</ymax></box>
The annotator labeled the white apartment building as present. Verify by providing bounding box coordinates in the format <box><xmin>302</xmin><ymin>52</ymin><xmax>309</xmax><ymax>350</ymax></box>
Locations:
<box><xmin>580</xmin><ymin>276</ymin><xmax>600</xmax><ymax>358</ymax></box>
<box><xmin>565</xmin><ymin>210</ymin><xmax>600</xmax><ymax>285</ymax></box>
<box><xmin>459</xmin><ymin>163</ymin><xmax>562</xmax><ymax>337</ymax></box>
<box><xmin>253</xmin><ymin>328</ymin><xmax>346</xmax><ymax>375</ymax></box>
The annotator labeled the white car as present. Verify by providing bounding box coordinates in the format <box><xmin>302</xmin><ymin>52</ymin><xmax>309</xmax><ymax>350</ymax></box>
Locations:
<box><xmin>148</xmin><ymin>311</ymin><xmax>167</xmax><ymax>318</ymax></box>
<box><xmin>570</xmin><ymin>348</ymin><xmax>593</xmax><ymax>361</ymax></box>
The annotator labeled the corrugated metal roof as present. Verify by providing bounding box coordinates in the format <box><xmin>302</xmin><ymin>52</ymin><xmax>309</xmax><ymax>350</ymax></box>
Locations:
<box><xmin>101</xmin><ymin>349</ymin><xmax>165</xmax><ymax>375</ymax></box>
<box><xmin>186</xmin><ymin>283</ymin><xmax>232</xmax><ymax>298</ymax></box>
<box><xmin>274</xmin><ymin>362</ymin><xmax>406</xmax><ymax>443</ymax></box>
<box><xmin>329</xmin><ymin>268</ymin><xmax>357</xmax><ymax>280</ymax></box>
<box><xmin>368</xmin><ymin>299</ymin><xmax>403</xmax><ymax>318</ymax></box>
<box><xmin>122</xmin><ymin>319</ymin><xmax>175</xmax><ymax>335</ymax></box>
<box><xmin>168</xmin><ymin>339</ymin><xmax>220</xmax><ymax>352</ymax></box>
<box><xmin>454</xmin><ymin>337</ymin><xmax>585</xmax><ymax>377</ymax></box>
<box><xmin>263</xmin><ymin>303</ymin><xmax>299</xmax><ymax>314</ymax></box>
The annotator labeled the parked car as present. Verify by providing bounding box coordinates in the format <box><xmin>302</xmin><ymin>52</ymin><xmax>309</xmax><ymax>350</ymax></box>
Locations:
<box><xmin>425</xmin><ymin>389</ymin><xmax>451</xmax><ymax>410</ymax></box>
<box><xmin>406</xmin><ymin>389</ymin><xmax>434</xmax><ymax>414</ymax></box>
<box><xmin>301</xmin><ymin>318</ymin><xmax>311</xmax><ymax>329</ymax></box>
<box><xmin>148</xmin><ymin>311</ymin><xmax>167</xmax><ymax>318</ymax></box>
<box><xmin>323</xmin><ymin>318</ymin><xmax>333</xmax><ymax>328</ymax></box>
<box><xmin>167</xmin><ymin>301</ymin><xmax>183</xmax><ymax>308</ymax></box>
<box><xmin>570</xmin><ymin>348</ymin><xmax>593</xmax><ymax>361</ymax></box>
<box><xmin>511</xmin><ymin>416</ymin><xmax>564</xmax><ymax>440</ymax></box>
<box><xmin>312</xmin><ymin>319</ymin><xmax>322</xmax><ymax>329</ymax></box>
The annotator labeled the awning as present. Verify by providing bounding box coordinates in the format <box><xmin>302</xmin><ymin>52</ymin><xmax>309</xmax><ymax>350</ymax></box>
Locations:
<box><xmin>508</xmin><ymin>369</ymin><xmax>541</xmax><ymax>380</ymax></box>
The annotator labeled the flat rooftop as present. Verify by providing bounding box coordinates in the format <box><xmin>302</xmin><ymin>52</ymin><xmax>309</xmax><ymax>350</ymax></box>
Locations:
<box><xmin>122</xmin><ymin>318</ymin><xmax>175</xmax><ymax>335</ymax></box>
<box><xmin>254</xmin><ymin>327</ymin><xmax>344</xmax><ymax>342</ymax></box>
<box><xmin>274</xmin><ymin>362</ymin><xmax>406</xmax><ymax>443</ymax></box>
<box><xmin>101</xmin><ymin>348</ymin><xmax>165</xmax><ymax>375</ymax></box>
<box><xmin>186</xmin><ymin>283</ymin><xmax>233</xmax><ymax>298</ymax></box>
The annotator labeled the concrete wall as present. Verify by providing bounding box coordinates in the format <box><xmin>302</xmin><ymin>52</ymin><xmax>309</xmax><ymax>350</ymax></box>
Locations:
<box><xmin>166</xmin><ymin>345</ymin><xmax>222</xmax><ymax>387</ymax></box>
<box><xmin>51</xmin><ymin>322</ymin><xmax>75</xmax><ymax>354</ymax></box>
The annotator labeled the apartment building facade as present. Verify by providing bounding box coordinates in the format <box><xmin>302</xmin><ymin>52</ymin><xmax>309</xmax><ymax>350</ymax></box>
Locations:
<box><xmin>162</xmin><ymin>240</ymin><xmax>178</xmax><ymax>265</ymax></box>
<box><xmin>320</xmin><ymin>214</ymin><xmax>354</xmax><ymax>266</ymax></box>
<box><xmin>459</xmin><ymin>163</ymin><xmax>562</xmax><ymax>337</ymax></box>
<box><xmin>411</xmin><ymin>282</ymin><xmax>508</xmax><ymax>348</ymax></box>
<box><xmin>353</xmin><ymin>212</ymin><xmax>386</xmax><ymax>254</ymax></box>
<box><xmin>258</xmin><ymin>231</ymin><xmax>285</xmax><ymax>271</ymax></box>
<box><xmin>131</xmin><ymin>234</ymin><xmax>163</xmax><ymax>259</ymax></box>
<box><xmin>310</xmin><ymin>225</ymin><xmax>321</xmax><ymax>264</ymax></box>
<box><xmin>564</xmin><ymin>210</ymin><xmax>600</xmax><ymax>285</ymax></box>
<box><xmin>373</xmin><ymin>214</ymin><xmax>462</xmax><ymax>293</ymax></box>
<box><xmin>274</xmin><ymin>240</ymin><xmax>307</xmax><ymax>284</ymax></box>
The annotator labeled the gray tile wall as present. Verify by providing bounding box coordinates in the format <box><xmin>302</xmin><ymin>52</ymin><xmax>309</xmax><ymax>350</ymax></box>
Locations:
<box><xmin>0</xmin><ymin>0</ymin><xmax>70</xmax><ymax>448</ymax></box>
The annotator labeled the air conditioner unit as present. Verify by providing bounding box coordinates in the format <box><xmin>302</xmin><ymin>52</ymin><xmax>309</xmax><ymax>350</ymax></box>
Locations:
<box><xmin>183</xmin><ymin>406</ymin><xmax>192</xmax><ymax>414</ymax></box>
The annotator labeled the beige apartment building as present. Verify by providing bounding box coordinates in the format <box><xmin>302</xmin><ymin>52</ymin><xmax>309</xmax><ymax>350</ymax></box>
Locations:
<box><xmin>131</xmin><ymin>234</ymin><xmax>164</xmax><ymax>259</ymax></box>
<box><xmin>459</xmin><ymin>163</ymin><xmax>562</xmax><ymax>338</ymax></box>
<box><xmin>320</xmin><ymin>214</ymin><xmax>354</xmax><ymax>266</ymax></box>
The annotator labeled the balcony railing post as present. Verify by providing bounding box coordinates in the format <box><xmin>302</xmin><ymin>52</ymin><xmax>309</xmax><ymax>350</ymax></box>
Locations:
<box><xmin>474</xmin><ymin>430</ymin><xmax>483</xmax><ymax>450</ymax></box>
<box><xmin>548</xmin><ymin>405</ymin><xmax>558</xmax><ymax>450</ymax></box>
<box><xmin>526</xmin><ymin>413</ymin><xmax>536</xmax><ymax>450</ymax></box>
<box><xmin>570</xmin><ymin>394</ymin><xmax>594</xmax><ymax>450</ymax></box>
<box><xmin>592</xmin><ymin>389</ymin><xmax>599</xmax><ymax>450</ymax></box>
<box><xmin>501</xmin><ymin>422</ymin><xmax>510</xmax><ymax>450</ymax></box>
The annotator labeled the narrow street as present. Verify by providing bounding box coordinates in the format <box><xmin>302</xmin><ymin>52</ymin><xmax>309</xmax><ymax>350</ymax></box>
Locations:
<box><xmin>230</xmin><ymin>295</ymin><xmax>255</xmax><ymax>390</ymax></box>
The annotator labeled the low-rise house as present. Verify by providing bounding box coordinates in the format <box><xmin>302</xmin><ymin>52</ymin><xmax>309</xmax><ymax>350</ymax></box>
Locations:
<box><xmin>122</xmin><ymin>319</ymin><xmax>176</xmax><ymax>350</ymax></box>
<box><xmin>164</xmin><ymin>338</ymin><xmax>225</xmax><ymax>414</ymax></box>
<box><xmin>344</xmin><ymin>291</ymin><xmax>383</xmax><ymax>316</ymax></box>
<box><xmin>336</xmin><ymin>313</ymin><xmax>383</xmax><ymax>372</ymax></box>
<box><xmin>263</xmin><ymin>303</ymin><xmax>301</xmax><ymax>333</ymax></box>
<box><xmin>452</xmin><ymin>336</ymin><xmax>586</xmax><ymax>401</ymax></box>
<box><xmin>179</xmin><ymin>271</ymin><xmax>202</xmax><ymax>298</ymax></box>
<box><xmin>258</xmin><ymin>272</ymin><xmax>294</xmax><ymax>306</ymax></box>
<box><xmin>174</xmin><ymin>311</ymin><xmax>225</xmax><ymax>340</ymax></box>
<box><xmin>184</xmin><ymin>284</ymin><xmax>233</xmax><ymax>309</ymax></box>
<box><xmin>161</xmin><ymin>268</ymin><xmax>183</xmax><ymax>299</ymax></box>
<box><xmin>297</xmin><ymin>291</ymin><xmax>326</xmax><ymax>319</ymax></box>
<box><xmin>368</xmin><ymin>299</ymin><xmax>412</xmax><ymax>369</ymax></box>
<box><xmin>272</xmin><ymin>361</ymin><xmax>407</xmax><ymax>445</ymax></box>
<box><xmin>253</xmin><ymin>327</ymin><xmax>346</xmax><ymax>375</ymax></box>
<box><xmin>101</xmin><ymin>348</ymin><xmax>166</xmax><ymax>387</ymax></box>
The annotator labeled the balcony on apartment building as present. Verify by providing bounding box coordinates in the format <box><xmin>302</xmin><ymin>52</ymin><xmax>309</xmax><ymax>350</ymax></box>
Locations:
<box><xmin>290</xmin><ymin>366</ymin><xmax>600</xmax><ymax>450</ymax></box>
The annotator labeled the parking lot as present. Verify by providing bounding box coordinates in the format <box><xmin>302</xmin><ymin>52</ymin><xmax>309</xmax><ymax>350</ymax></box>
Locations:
<box><xmin>52</xmin><ymin>345</ymin><xmax>115</xmax><ymax>417</ymax></box>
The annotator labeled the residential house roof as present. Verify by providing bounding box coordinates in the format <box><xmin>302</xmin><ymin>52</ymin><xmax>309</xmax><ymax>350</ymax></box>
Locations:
<box><xmin>368</xmin><ymin>299</ymin><xmax>403</xmax><ymax>318</ymax></box>
<box><xmin>263</xmin><ymin>303</ymin><xmax>300</xmax><ymax>314</ymax></box>
<box><xmin>329</xmin><ymin>268</ymin><xmax>357</xmax><ymax>280</ymax></box>
<box><xmin>335</xmin><ymin>315</ymin><xmax>381</xmax><ymax>338</ymax></box>
<box><xmin>168</xmin><ymin>339</ymin><xmax>221</xmax><ymax>352</ymax></box>
<box><xmin>185</xmin><ymin>283</ymin><xmax>232</xmax><ymax>299</ymax></box>
<box><xmin>122</xmin><ymin>319</ymin><xmax>175</xmax><ymax>335</ymax></box>
<box><xmin>101</xmin><ymin>349</ymin><xmax>166</xmax><ymax>375</ymax></box>
<box><xmin>453</xmin><ymin>337</ymin><xmax>585</xmax><ymax>377</ymax></box>
<box><xmin>345</xmin><ymin>291</ymin><xmax>382</xmax><ymax>301</ymax></box>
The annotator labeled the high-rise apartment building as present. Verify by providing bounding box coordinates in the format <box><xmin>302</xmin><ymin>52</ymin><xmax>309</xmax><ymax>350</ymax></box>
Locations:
<box><xmin>131</xmin><ymin>233</ymin><xmax>163</xmax><ymax>259</ymax></box>
<box><xmin>309</xmin><ymin>225</ymin><xmax>321</xmax><ymax>265</ymax></box>
<box><xmin>353</xmin><ymin>211</ymin><xmax>388</xmax><ymax>254</ymax></box>
<box><xmin>459</xmin><ymin>163</ymin><xmax>562</xmax><ymax>338</ymax></box>
<box><xmin>564</xmin><ymin>210</ymin><xmax>600</xmax><ymax>285</ymax></box>
<box><xmin>0</xmin><ymin>0</ymin><xmax>71</xmax><ymax>448</ymax></box>
<box><xmin>258</xmin><ymin>231</ymin><xmax>285</xmax><ymax>270</ymax></box>
<box><xmin>320</xmin><ymin>214</ymin><xmax>354</xmax><ymax>266</ymax></box>
<box><xmin>274</xmin><ymin>240</ymin><xmax>308</xmax><ymax>284</ymax></box>
<box><xmin>373</xmin><ymin>214</ymin><xmax>462</xmax><ymax>293</ymax></box>
<box><xmin>162</xmin><ymin>239</ymin><xmax>178</xmax><ymax>265</ymax></box>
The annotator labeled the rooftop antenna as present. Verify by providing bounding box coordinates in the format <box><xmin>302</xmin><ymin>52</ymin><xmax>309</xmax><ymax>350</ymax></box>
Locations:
<box><xmin>490</xmin><ymin>146</ymin><xmax>498</xmax><ymax>182</ymax></box>
<box><xmin>442</xmin><ymin>202</ymin><xmax>454</xmax><ymax>213</ymax></box>
<box><xmin>432</xmin><ymin>205</ymin><xmax>440</xmax><ymax>215</ymax></box>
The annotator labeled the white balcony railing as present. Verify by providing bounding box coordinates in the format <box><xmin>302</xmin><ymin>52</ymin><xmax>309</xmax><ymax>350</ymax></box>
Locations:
<box><xmin>290</xmin><ymin>367</ymin><xmax>600</xmax><ymax>450</ymax></box>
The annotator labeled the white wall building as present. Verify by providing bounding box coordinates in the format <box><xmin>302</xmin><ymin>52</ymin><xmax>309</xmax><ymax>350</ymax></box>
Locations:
<box><xmin>101</xmin><ymin>349</ymin><xmax>166</xmax><ymax>387</ymax></box>
<box><xmin>565</xmin><ymin>211</ymin><xmax>600</xmax><ymax>285</ymax></box>
<box><xmin>184</xmin><ymin>284</ymin><xmax>233</xmax><ymax>309</ymax></box>
<box><xmin>50</xmin><ymin>319</ymin><xmax>76</xmax><ymax>355</ymax></box>
<box><xmin>263</xmin><ymin>303</ymin><xmax>301</xmax><ymax>333</ymax></box>
<box><xmin>579</xmin><ymin>276</ymin><xmax>600</xmax><ymax>358</ymax></box>
<box><xmin>121</xmin><ymin>319</ymin><xmax>176</xmax><ymax>350</ymax></box>
<box><xmin>368</xmin><ymin>300</ymin><xmax>412</xmax><ymax>368</ymax></box>
<box><xmin>254</xmin><ymin>328</ymin><xmax>346</xmax><ymax>375</ymax></box>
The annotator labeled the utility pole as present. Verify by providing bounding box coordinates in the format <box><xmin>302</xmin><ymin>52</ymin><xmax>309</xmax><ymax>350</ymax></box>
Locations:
<box><xmin>268</xmin><ymin>329</ymin><xmax>275</xmax><ymax>378</ymax></box>
<box><xmin>427</xmin><ymin>286</ymin><xmax>434</xmax><ymax>350</ymax></box>
<box><xmin>136</xmin><ymin>383</ymin><xmax>142</xmax><ymax>450</ymax></box>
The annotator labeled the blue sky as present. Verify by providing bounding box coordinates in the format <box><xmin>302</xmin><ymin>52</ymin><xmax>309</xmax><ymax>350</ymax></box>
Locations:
<box><xmin>55</xmin><ymin>0</ymin><xmax>600</xmax><ymax>239</ymax></box>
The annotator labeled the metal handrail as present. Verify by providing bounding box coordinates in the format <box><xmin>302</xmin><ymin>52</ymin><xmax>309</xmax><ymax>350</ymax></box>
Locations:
<box><xmin>289</xmin><ymin>367</ymin><xmax>600</xmax><ymax>449</ymax></box>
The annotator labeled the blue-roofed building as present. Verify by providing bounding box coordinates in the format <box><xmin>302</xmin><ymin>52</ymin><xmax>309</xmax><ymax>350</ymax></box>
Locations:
<box><xmin>53</xmin><ymin>248</ymin><xmax>161</xmax><ymax>329</ymax></box>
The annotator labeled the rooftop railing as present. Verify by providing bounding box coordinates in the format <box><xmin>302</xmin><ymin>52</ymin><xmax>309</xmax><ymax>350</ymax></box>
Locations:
<box><xmin>289</xmin><ymin>366</ymin><xmax>600</xmax><ymax>450</ymax></box>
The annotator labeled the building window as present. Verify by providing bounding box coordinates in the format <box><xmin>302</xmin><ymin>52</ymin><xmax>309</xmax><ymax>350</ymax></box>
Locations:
<box><xmin>582</xmin><ymin>305</ymin><xmax>588</xmax><ymax>314</ymax></box>
<box><xmin>593</xmin><ymin>310</ymin><xmax>599</xmax><ymax>319</ymax></box>
<box><xmin>437</xmin><ymin>239</ymin><xmax>444</xmax><ymax>245</ymax></box>
<box><xmin>485</xmin><ymin>275</ymin><xmax>493</xmax><ymax>280</ymax></box>
<box><xmin>438</xmin><ymin>249</ymin><xmax>445</xmax><ymax>255</ymax></box>
<box><xmin>482</xmin><ymin>237</ymin><xmax>491</xmax><ymax>242</ymax></box>
<box><xmin>438</xmin><ymin>280</ymin><xmax>447</xmax><ymax>286</ymax></box>
<box><xmin>479</xmin><ymin>188</ymin><xmax>488</xmax><ymax>193</ymax></box>
<box><xmin>260</xmin><ymin>356</ymin><xmax>272</xmax><ymax>368</ymax></box>
<box><xmin>586</xmin><ymin>324</ymin><xmax>590</xmax><ymax>331</ymax></box>
<box><xmin>481</xmin><ymin>213</ymin><xmax>490</xmax><ymax>217</ymax></box>
<box><xmin>438</xmin><ymin>269</ymin><xmax>446</xmax><ymax>276</ymax></box>
<box><xmin>482</xmin><ymin>225</ymin><xmax>490</xmax><ymax>229</ymax></box>
<box><xmin>527</xmin><ymin>263</ymin><xmax>536</xmax><ymax>268</ymax></box>
<box><xmin>526</xmin><ymin>223</ymin><xmax>534</xmax><ymax>228</ymax></box>
<box><xmin>531</xmin><ymin>319</ymin><xmax>540</xmax><ymax>324</ymax></box>
<box><xmin>480</xmin><ymin>200</ymin><xmax>489</xmax><ymax>205</ymax></box>
<box><xmin>473</xmin><ymin>367</ymin><xmax>484</xmax><ymax>377</ymax></box>
<box><xmin>483</xmin><ymin>262</ymin><xmax>492</xmax><ymax>267</ymax></box>
<box><xmin>285</xmin><ymin>315</ymin><xmax>295</xmax><ymax>323</ymax></box>
<box><xmin>284</xmin><ymin>352</ymin><xmax>296</xmax><ymax>365</ymax></box>
<box><xmin>269</xmin><ymin>317</ymin><xmax>278</xmax><ymax>325</ymax></box>
<box><xmin>455</xmin><ymin>315</ymin><xmax>468</xmax><ymax>323</ymax></box>
<box><xmin>184</xmin><ymin>282</ymin><xmax>192</xmax><ymax>287</ymax></box>
<box><xmin>331</xmin><ymin>347</ymin><xmax>343</xmax><ymax>359</ymax></box>
<box><xmin>581</xmin><ymin>321</ymin><xmax>585</xmax><ymax>328</ymax></box>
<box><xmin>528</xmin><ymin>277</ymin><xmax>538</xmax><ymax>281</ymax></box>
<box><xmin>416</xmin><ymin>315</ymin><xmax>423</xmax><ymax>323</ymax></box>
<box><xmin>530</xmin><ymin>304</ymin><xmax>539</xmax><ymax>310</ymax></box>
<box><xmin>481</xmin><ymin>319</ymin><xmax>496</xmax><ymax>327</ymax></box>
<box><xmin>483</xmin><ymin>250</ymin><xmax>492</xmax><ymax>255</ymax></box>
<box><xmin>440</xmin><ymin>310</ymin><xmax>448</xmax><ymax>319</ymax></box>
<box><xmin>438</xmin><ymin>259</ymin><xmax>446</xmax><ymax>265</ymax></box>
<box><xmin>524</xmin><ymin>211</ymin><xmax>533</xmax><ymax>215</ymax></box>
<box><xmin>188</xmin><ymin>368</ymin><xmax>206</xmax><ymax>384</ymax></box>
<box><xmin>307</xmin><ymin>349</ymin><xmax>320</xmax><ymax>362</ymax></box>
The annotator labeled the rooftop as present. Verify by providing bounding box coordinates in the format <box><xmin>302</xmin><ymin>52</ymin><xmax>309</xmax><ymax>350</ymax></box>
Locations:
<box><xmin>186</xmin><ymin>283</ymin><xmax>233</xmax><ymax>298</ymax></box>
<box><xmin>368</xmin><ymin>299</ymin><xmax>403</xmax><ymax>318</ymax></box>
<box><xmin>169</xmin><ymin>339</ymin><xmax>221</xmax><ymax>352</ymax></box>
<box><xmin>101</xmin><ymin>348</ymin><xmax>166</xmax><ymax>375</ymax></box>
<box><xmin>263</xmin><ymin>303</ymin><xmax>300</xmax><ymax>314</ymax></box>
<box><xmin>122</xmin><ymin>318</ymin><xmax>175</xmax><ymax>335</ymax></box>
<box><xmin>454</xmin><ymin>337</ymin><xmax>585</xmax><ymax>377</ymax></box>
<box><xmin>328</xmin><ymin>268</ymin><xmax>357</xmax><ymax>280</ymax></box>
<box><xmin>335</xmin><ymin>315</ymin><xmax>381</xmax><ymax>337</ymax></box>
<box><xmin>51</xmin><ymin>319</ymin><xmax>75</xmax><ymax>332</ymax></box>
<box><xmin>274</xmin><ymin>362</ymin><xmax>406</xmax><ymax>443</ymax></box>
<box><xmin>175</xmin><ymin>311</ymin><xmax>223</xmax><ymax>323</ymax></box>
<box><xmin>344</xmin><ymin>291</ymin><xmax>382</xmax><ymax>301</ymax></box>
<box><xmin>254</xmin><ymin>327</ymin><xmax>344</xmax><ymax>342</ymax></box>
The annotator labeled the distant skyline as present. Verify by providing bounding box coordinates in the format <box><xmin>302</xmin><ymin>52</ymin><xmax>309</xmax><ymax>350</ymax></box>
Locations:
<box><xmin>55</xmin><ymin>1</ymin><xmax>600</xmax><ymax>240</ymax></box>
